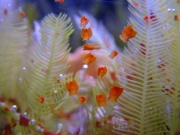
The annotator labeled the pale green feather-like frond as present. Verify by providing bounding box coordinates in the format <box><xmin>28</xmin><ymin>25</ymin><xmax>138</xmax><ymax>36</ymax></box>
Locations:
<box><xmin>85</xmin><ymin>78</ymin><xmax>119</xmax><ymax>135</ymax></box>
<box><xmin>163</xmin><ymin>0</ymin><xmax>180</xmax><ymax>133</ymax></box>
<box><xmin>0</xmin><ymin>9</ymin><xmax>30</xmax><ymax>98</ymax></box>
<box><xmin>113</xmin><ymin>0</ymin><xmax>173</xmax><ymax>134</ymax></box>
<box><xmin>20</xmin><ymin>13</ymin><xmax>74</xmax><ymax>117</ymax></box>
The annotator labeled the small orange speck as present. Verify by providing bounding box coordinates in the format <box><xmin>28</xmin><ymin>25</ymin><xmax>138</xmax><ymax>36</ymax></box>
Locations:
<box><xmin>82</xmin><ymin>53</ymin><xmax>96</xmax><ymax>65</ymax></box>
<box><xmin>108</xmin><ymin>115</ymin><xmax>113</xmax><ymax>119</ymax></box>
<box><xmin>3</xmin><ymin>9</ymin><xmax>7</xmax><ymax>15</ymax></box>
<box><xmin>58</xmin><ymin>109</ymin><xmax>65</xmax><ymax>117</ymax></box>
<box><xmin>96</xmin><ymin>121</ymin><xmax>101</xmax><ymax>128</ymax></box>
<box><xmin>80</xmin><ymin>16</ymin><xmax>89</xmax><ymax>27</ymax></box>
<box><xmin>96</xmin><ymin>93</ymin><xmax>107</xmax><ymax>107</ymax></box>
<box><xmin>66</xmin><ymin>79</ymin><xmax>79</xmax><ymax>96</ymax></box>
<box><xmin>42</xmin><ymin>69</ymin><xmax>49</xmax><ymax>73</ymax></box>
<box><xmin>109</xmin><ymin>50</ymin><xmax>118</xmax><ymax>59</ymax></box>
<box><xmin>126</xmin><ymin>74</ymin><xmax>134</xmax><ymax>80</ymax></box>
<box><xmin>5</xmin><ymin>106</ymin><xmax>10</xmax><ymax>111</ymax></box>
<box><xmin>45</xmin><ymin>69</ymin><xmax>49</xmax><ymax>73</ymax></box>
<box><xmin>98</xmin><ymin>66</ymin><xmax>107</xmax><ymax>77</ymax></box>
<box><xmin>39</xmin><ymin>96</ymin><xmax>45</xmax><ymax>103</ymax></box>
<box><xmin>67</xmin><ymin>132</ymin><xmax>72</xmax><ymax>135</ymax></box>
<box><xmin>149</xmin><ymin>77</ymin><xmax>153</xmax><ymax>80</ymax></box>
<box><xmin>120</xmin><ymin>24</ymin><xmax>137</xmax><ymax>43</ymax></box>
<box><xmin>124</xmin><ymin>117</ymin><xmax>130</xmax><ymax>121</ymax></box>
<box><xmin>110</xmin><ymin>72</ymin><xmax>118</xmax><ymax>81</ymax></box>
<box><xmin>81</xmin><ymin>27</ymin><xmax>92</xmax><ymax>41</ymax></box>
<box><xmin>30</xmin><ymin>59</ymin><xmax>34</xmax><ymax>63</ymax></box>
<box><xmin>140</xmin><ymin>43</ymin><xmax>146</xmax><ymax>55</ymax></box>
<box><xmin>38</xmin><ymin>123</ymin><xmax>44</xmax><ymax>128</ymax></box>
<box><xmin>132</xmin><ymin>1</ymin><xmax>141</xmax><ymax>8</ymax></box>
<box><xmin>49</xmin><ymin>105</ymin><xmax>54</xmax><ymax>114</ymax></box>
<box><xmin>57</xmin><ymin>79</ymin><xmax>60</xmax><ymax>83</ymax></box>
<box><xmin>144</xmin><ymin>16</ymin><xmax>151</xmax><ymax>23</ymax></box>
<box><xmin>175</xmin><ymin>15</ymin><xmax>179</xmax><ymax>21</ymax></box>
<box><xmin>19</xmin><ymin>12</ymin><xmax>25</xmax><ymax>19</ymax></box>
<box><xmin>55</xmin><ymin>77</ymin><xmax>61</xmax><ymax>83</ymax></box>
<box><xmin>108</xmin><ymin>86</ymin><xmax>123</xmax><ymax>102</ymax></box>
<box><xmin>104</xmin><ymin>119</ymin><xmax>108</xmax><ymax>124</ymax></box>
<box><xmin>78</xmin><ymin>96</ymin><xmax>86</xmax><ymax>104</ymax></box>
<box><xmin>55</xmin><ymin>0</ymin><xmax>64</xmax><ymax>3</ymax></box>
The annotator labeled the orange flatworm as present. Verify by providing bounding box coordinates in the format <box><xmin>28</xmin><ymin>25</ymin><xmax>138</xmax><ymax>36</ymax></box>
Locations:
<box><xmin>83</xmin><ymin>44</ymin><xmax>100</xmax><ymax>50</ymax></box>
<box><xmin>119</xmin><ymin>24</ymin><xmax>137</xmax><ymax>43</ymax></box>
<box><xmin>82</xmin><ymin>53</ymin><xmax>96</xmax><ymax>65</ymax></box>
<box><xmin>96</xmin><ymin>93</ymin><xmax>107</xmax><ymax>107</ymax></box>
<box><xmin>98</xmin><ymin>66</ymin><xmax>107</xmax><ymax>77</ymax></box>
<box><xmin>66</xmin><ymin>79</ymin><xmax>79</xmax><ymax>96</ymax></box>
<box><xmin>78</xmin><ymin>96</ymin><xmax>86</xmax><ymax>104</ymax></box>
<box><xmin>80</xmin><ymin>16</ymin><xmax>89</xmax><ymax>27</ymax></box>
<box><xmin>81</xmin><ymin>28</ymin><xmax>92</xmax><ymax>41</ymax></box>
<box><xmin>108</xmin><ymin>86</ymin><xmax>123</xmax><ymax>102</ymax></box>
<box><xmin>109</xmin><ymin>50</ymin><xmax>118</xmax><ymax>59</ymax></box>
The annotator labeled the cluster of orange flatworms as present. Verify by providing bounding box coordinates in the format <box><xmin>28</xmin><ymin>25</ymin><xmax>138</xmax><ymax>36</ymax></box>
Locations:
<box><xmin>96</xmin><ymin>86</ymin><xmax>124</xmax><ymax>107</ymax></box>
<box><xmin>79</xmin><ymin>16</ymin><xmax>125</xmax><ymax>106</ymax></box>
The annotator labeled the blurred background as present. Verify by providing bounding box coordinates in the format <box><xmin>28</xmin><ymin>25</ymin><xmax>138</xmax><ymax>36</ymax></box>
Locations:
<box><xmin>7</xmin><ymin>0</ymin><xmax>129</xmax><ymax>51</ymax></box>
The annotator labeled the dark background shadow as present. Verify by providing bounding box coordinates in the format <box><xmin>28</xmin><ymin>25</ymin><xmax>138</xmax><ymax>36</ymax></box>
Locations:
<box><xmin>19</xmin><ymin>0</ymin><xmax>129</xmax><ymax>51</ymax></box>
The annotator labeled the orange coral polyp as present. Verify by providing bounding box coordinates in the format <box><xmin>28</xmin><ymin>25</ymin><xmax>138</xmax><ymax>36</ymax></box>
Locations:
<box><xmin>81</xmin><ymin>28</ymin><xmax>92</xmax><ymax>41</ymax></box>
<box><xmin>82</xmin><ymin>53</ymin><xmax>96</xmax><ymax>65</ymax></box>
<box><xmin>108</xmin><ymin>86</ymin><xmax>123</xmax><ymax>102</ymax></box>
<box><xmin>98</xmin><ymin>66</ymin><xmax>107</xmax><ymax>77</ymax></box>
<box><xmin>96</xmin><ymin>93</ymin><xmax>107</xmax><ymax>107</ymax></box>
<box><xmin>119</xmin><ymin>24</ymin><xmax>137</xmax><ymax>43</ymax></box>
<box><xmin>66</xmin><ymin>79</ymin><xmax>79</xmax><ymax>96</ymax></box>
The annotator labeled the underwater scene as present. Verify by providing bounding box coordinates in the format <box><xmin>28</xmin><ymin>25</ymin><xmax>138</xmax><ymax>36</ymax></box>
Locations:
<box><xmin>0</xmin><ymin>0</ymin><xmax>180</xmax><ymax>135</ymax></box>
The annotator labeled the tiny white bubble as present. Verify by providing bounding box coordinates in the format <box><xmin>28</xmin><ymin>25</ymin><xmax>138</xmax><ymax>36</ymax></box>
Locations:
<box><xmin>149</xmin><ymin>107</ymin><xmax>153</xmax><ymax>110</ymax></box>
<box><xmin>83</xmin><ymin>64</ymin><xmax>88</xmax><ymax>69</ymax></box>
<box><xmin>11</xmin><ymin>105</ymin><xmax>17</xmax><ymax>112</ymax></box>
<box><xmin>157</xmin><ymin>59</ymin><xmax>161</xmax><ymax>63</ymax></box>
<box><xmin>167</xmin><ymin>8</ymin><xmax>171</xmax><ymax>11</ymax></box>
<box><xmin>0</xmin><ymin>103</ymin><xmax>5</xmax><ymax>107</ymax></box>
<box><xmin>54</xmin><ymin>90</ymin><xmax>58</xmax><ymax>94</ymax></box>
<box><xmin>59</xmin><ymin>74</ymin><xmax>63</xmax><ymax>78</ymax></box>
<box><xmin>29</xmin><ymin>119</ymin><xmax>35</xmax><ymax>126</ymax></box>
<box><xmin>22</xmin><ymin>67</ymin><xmax>26</xmax><ymax>70</ymax></box>
<box><xmin>18</xmin><ymin>78</ymin><xmax>22</xmax><ymax>83</ymax></box>
<box><xmin>36</xmin><ymin>126</ymin><xmax>41</xmax><ymax>131</ymax></box>
<box><xmin>58</xmin><ymin>123</ymin><xmax>63</xmax><ymax>129</ymax></box>
<box><xmin>23</xmin><ymin>112</ymin><xmax>27</xmax><ymax>117</ymax></box>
